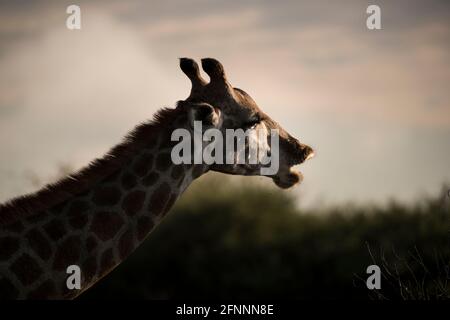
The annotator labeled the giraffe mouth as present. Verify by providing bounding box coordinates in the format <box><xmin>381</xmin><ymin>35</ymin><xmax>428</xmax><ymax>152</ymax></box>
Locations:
<box><xmin>272</xmin><ymin>168</ymin><xmax>304</xmax><ymax>189</ymax></box>
<box><xmin>272</xmin><ymin>150</ymin><xmax>314</xmax><ymax>189</ymax></box>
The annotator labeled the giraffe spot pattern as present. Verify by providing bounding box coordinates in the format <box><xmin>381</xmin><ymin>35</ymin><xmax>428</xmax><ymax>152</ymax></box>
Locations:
<box><xmin>90</xmin><ymin>211</ymin><xmax>123</xmax><ymax>241</ymax></box>
<box><xmin>3</xmin><ymin>220</ymin><xmax>25</xmax><ymax>233</ymax></box>
<box><xmin>158</xmin><ymin>130</ymin><xmax>173</xmax><ymax>149</ymax></box>
<box><xmin>68</xmin><ymin>200</ymin><xmax>89</xmax><ymax>229</ymax></box>
<box><xmin>0</xmin><ymin>236</ymin><xmax>20</xmax><ymax>261</ymax></box>
<box><xmin>86</xmin><ymin>236</ymin><xmax>98</xmax><ymax>253</ymax></box>
<box><xmin>67</xmin><ymin>200</ymin><xmax>89</xmax><ymax>215</ymax></box>
<box><xmin>103</xmin><ymin>170</ymin><xmax>121</xmax><ymax>183</ymax></box>
<box><xmin>149</xmin><ymin>182</ymin><xmax>171</xmax><ymax>215</ymax></box>
<box><xmin>92</xmin><ymin>186</ymin><xmax>121</xmax><ymax>206</ymax></box>
<box><xmin>137</xmin><ymin>216</ymin><xmax>154</xmax><ymax>241</ymax></box>
<box><xmin>0</xmin><ymin>134</ymin><xmax>191</xmax><ymax>298</ymax></box>
<box><xmin>132</xmin><ymin>153</ymin><xmax>154</xmax><ymax>177</ymax></box>
<box><xmin>25</xmin><ymin>211</ymin><xmax>48</xmax><ymax>224</ymax></box>
<box><xmin>121</xmin><ymin>190</ymin><xmax>146</xmax><ymax>216</ymax></box>
<box><xmin>146</xmin><ymin>136</ymin><xmax>158</xmax><ymax>149</ymax></box>
<box><xmin>121</xmin><ymin>172</ymin><xmax>137</xmax><ymax>190</ymax></box>
<box><xmin>27</xmin><ymin>279</ymin><xmax>56</xmax><ymax>299</ymax></box>
<box><xmin>155</xmin><ymin>152</ymin><xmax>172</xmax><ymax>171</ymax></box>
<box><xmin>171</xmin><ymin>164</ymin><xmax>184</xmax><ymax>180</ymax></box>
<box><xmin>69</xmin><ymin>213</ymin><xmax>88</xmax><ymax>229</ymax></box>
<box><xmin>82</xmin><ymin>255</ymin><xmax>98</xmax><ymax>283</ymax></box>
<box><xmin>25</xmin><ymin>228</ymin><xmax>52</xmax><ymax>261</ymax></box>
<box><xmin>10</xmin><ymin>253</ymin><xmax>42</xmax><ymax>286</ymax></box>
<box><xmin>52</xmin><ymin>235</ymin><xmax>82</xmax><ymax>271</ymax></box>
<box><xmin>163</xmin><ymin>193</ymin><xmax>178</xmax><ymax>217</ymax></box>
<box><xmin>118</xmin><ymin>229</ymin><xmax>134</xmax><ymax>260</ymax></box>
<box><xmin>50</xmin><ymin>202</ymin><xmax>67</xmax><ymax>215</ymax></box>
<box><xmin>142</xmin><ymin>172</ymin><xmax>160</xmax><ymax>187</ymax></box>
<box><xmin>100</xmin><ymin>248</ymin><xmax>115</xmax><ymax>274</ymax></box>
<box><xmin>44</xmin><ymin>219</ymin><xmax>66</xmax><ymax>241</ymax></box>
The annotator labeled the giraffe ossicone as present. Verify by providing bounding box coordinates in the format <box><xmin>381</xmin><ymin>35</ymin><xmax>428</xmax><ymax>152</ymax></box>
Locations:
<box><xmin>0</xmin><ymin>58</ymin><xmax>314</xmax><ymax>299</ymax></box>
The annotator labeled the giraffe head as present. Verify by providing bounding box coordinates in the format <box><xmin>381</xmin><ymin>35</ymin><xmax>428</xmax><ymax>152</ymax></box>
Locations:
<box><xmin>176</xmin><ymin>57</ymin><xmax>314</xmax><ymax>189</ymax></box>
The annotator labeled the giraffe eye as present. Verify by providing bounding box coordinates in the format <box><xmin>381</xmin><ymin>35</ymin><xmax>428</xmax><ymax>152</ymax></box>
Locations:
<box><xmin>243</xmin><ymin>116</ymin><xmax>261</xmax><ymax>129</ymax></box>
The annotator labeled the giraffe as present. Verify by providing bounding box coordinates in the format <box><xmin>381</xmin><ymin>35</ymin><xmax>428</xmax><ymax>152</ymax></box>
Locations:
<box><xmin>0</xmin><ymin>58</ymin><xmax>314</xmax><ymax>299</ymax></box>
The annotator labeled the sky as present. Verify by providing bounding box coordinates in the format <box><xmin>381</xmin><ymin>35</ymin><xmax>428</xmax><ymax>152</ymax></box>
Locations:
<box><xmin>0</xmin><ymin>0</ymin><xmax>449</xmax><ymax>208</ymax></box>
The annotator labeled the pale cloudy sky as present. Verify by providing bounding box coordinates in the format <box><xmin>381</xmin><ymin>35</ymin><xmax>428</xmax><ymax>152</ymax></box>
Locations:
<box><xmin>0</xmin><ymin>0</ymin><xmax>449</xmax><ymax>208</ymax></box>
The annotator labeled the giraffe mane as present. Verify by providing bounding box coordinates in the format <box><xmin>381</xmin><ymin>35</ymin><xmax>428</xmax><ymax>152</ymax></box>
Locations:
<box><xmin>0</xmin><ymin>107</ymin><xmax>182</xmax><ymax>226</ymax></box>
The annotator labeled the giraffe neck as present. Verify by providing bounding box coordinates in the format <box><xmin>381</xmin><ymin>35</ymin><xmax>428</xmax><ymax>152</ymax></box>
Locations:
<box><xmin>0</xmin><ymin>117</ymin><xmax>207</xmax><ymax>299</ymax></box>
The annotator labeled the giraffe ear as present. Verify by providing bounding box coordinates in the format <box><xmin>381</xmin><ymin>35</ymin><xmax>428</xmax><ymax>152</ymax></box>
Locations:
<box><xmin>187</xmin><ymin>102</ymin><xmax>221</xmax><ymax>130</ymax></box>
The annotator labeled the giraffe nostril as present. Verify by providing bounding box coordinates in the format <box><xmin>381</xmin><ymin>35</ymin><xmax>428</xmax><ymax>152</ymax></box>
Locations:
<box><xmin>298</xmin><ymin>144</ymin><xmax>314</xmax><ymax>162</ymax></box>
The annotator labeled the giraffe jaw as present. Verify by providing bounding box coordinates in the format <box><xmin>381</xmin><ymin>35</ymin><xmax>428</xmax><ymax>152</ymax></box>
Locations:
<box><xmin>272</xmin><ymin>149</ymin><xmax>314</xmax><ymax>189</ymax></box>
<box><xmin>272</xmin><ymin>167</ymin><xmax>304</xmax><ymax>189</ymax></box>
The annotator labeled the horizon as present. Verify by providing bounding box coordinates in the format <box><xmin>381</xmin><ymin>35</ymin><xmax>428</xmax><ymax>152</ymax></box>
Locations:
<box><xmin>0</xmin><ymin>0</ymin><xmax>449</xmax><ymax>208</ymax></box>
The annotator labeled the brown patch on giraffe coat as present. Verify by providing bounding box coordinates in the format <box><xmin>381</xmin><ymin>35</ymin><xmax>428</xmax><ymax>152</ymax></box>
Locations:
<box><xmin>25</xmin><ymin>229</ymin><xmax>52</xmax><ymax>261</ymax></box>
<box><xmin>90</xmin><ymin>211</ymin><xmax>123</xmax><ymax>241</ymax></box>
<box><xmin>27</xmin><ymin>279</ymin><xmax>56</xmax><ymax>299</ymax></box>
<box><xmin>82</xmin><ymin>256</ymin><xmax>98</xmax><ymax>283</ymax></box>
<box><xmin>137</xmin><ymin>216</ymin><xmax>154</xmax><ymax>241</ymax></box>
<box><xmin>155</xmin><ymin>152</ymin><xmax>172</xmax><ymax>172</ymax></box>
<box><xmin>86</xmin><ymin>236</ymin><xmax>98</xmax><ymax>253</ymax></box>
<box><xmin>133</xmin><ymin>153</ymin><xmax>154</xmax><ymax>177</ymax></box>
<box><xmin>121</xmin><ymin>172</ymin><xmax>137</xmax><ymax>190</ymax></box>
<box><xmin>122</xmin><ymin>190</ymin><xmax>146</xmax><ymax>216</ymax></box>
<box><xmin>92</xmin><ymin>186</ymin><xmax>121</xmax><ymax>206</ymax></box>
<box><xmin>103</xmin><ymin>170</ymin><xmax>121</xmax><ymax>183</ymax></box>
<box><xmin>142</xmin><ymin>172</ymin><xmax>160</xmax><ymax>187</ymax></box>
<box><xmin>50</xmin><ymin>201</ymin><xmax>67</xmax><ymax>216</ymax></box>
<box><xmin>0</xmin><ymin>278</ymin><xmax>19</xmax><ymax>299</ymax></box>
<box><xmin>4</xmin><ymin>220</ymin><xmax>25</xmax><ymax>233</ymax></box>
<box><xmin>145</xmin><ymin>135</ymin><xmax>158</xmax><ymax>149</ymax></box>
<box><xmin>69</xmin><ymin>213</ymin><xmax>88</xmax><ymax>229</ymax></box>
<box><xmin>149</xmin><ymin>182</ymin><xmax>171</xmax><ymax>215</ymax></box>
<box><xmin>0</xmin><ymin>236</ymin><xmax>20</xmax><ymax>261</ymax></box>
<box><xmin>162</xmin><ymin>193</ymin><xmax>178</xmax><ymax>217</ymax></box>
<box><xmin>68</xmin><ymin>200</ymin><xmax>89</xmax><ymax>216</ymax></box>
<box><xmin>158</xmin><ymin>130</ymin><xmax>175</xmax><ymax>149</ymax></box>
<box><xmin>118</xmin><ymin>229</ymin><xmax>135</xmax><ymax>260</ymax></box>
<box><xmin>171</xmin><ymin>164</ymin><xmax>184</xmax><ymax>181</ymax></box>
<box><xmin>68</xmin><ymin>200</ymin><xmax>89</xmax><ymax>229</ymax></box>
<box><xmin>10</xmin><ymin>253</ymin><xmax>42</xmax><ymax>286</ymax></box>
<box><xmin>25</xmin><ymin>211</ymin><xmax>48</xmax><ymax>224</ymax></box>
<box><xmin>43</xmin><ymin>219</ymin><xmax>66</xmax><ymax>241</ymax></box>
<box><xmin>52</xmin><ymin>235</ymin><xmax>82</xmax><ymax>271</ymax></box>
<box><xmin>100</xmin><ymin>248</ymin><xmax>115</xmax><ymax>273</ymax></box>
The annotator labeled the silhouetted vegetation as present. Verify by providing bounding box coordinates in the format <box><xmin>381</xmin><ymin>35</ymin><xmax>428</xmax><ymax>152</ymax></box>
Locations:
<box><xmin>82</xmin><ymin>176</ymin><xmax>450</xmax><ymax>300</ymax></box>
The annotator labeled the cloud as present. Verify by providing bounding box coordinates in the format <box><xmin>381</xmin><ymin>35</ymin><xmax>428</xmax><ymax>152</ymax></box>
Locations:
<box><xmin>0</xmin><ymin>0</ymin><xmax>449</xmax><ymax>207</ymax></box>
<box><xmin>142</xmin><ymin>10</ymin><xmax>262</xmax><ymax>39</ymax></box>
<box><xmin>0</xmin><ymin>11</ymin><xmax>181</xmax><ymax>200</ymax></box>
